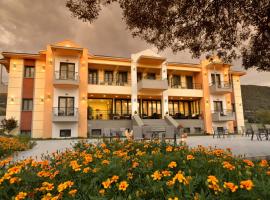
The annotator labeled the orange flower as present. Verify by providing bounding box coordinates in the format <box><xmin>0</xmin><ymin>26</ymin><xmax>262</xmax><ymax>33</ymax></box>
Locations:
<box><xmin>173</xmin><ymin>171</ymin><xmax>188</xmax><ymax>185</ymax></box>
<box><xmin>70</xmin><ymin>160</ymin><xmax>81</xmax><ymax>171</ymax></box>
<box><xmin>168</xmin><ymin>161</ymin><xmax>177</xmax><ymax>168</ymax></box>
<box><xmin>57</xmin><ymin>181</ymin><xmax>74</xmax><ymax>192</ymax></box>
<box><xmin>127</xmin><ymin>172</ymin><xmax>133</xmax><ymax>180</ymax></box>
<box><xmin>132</xmin><ymin>161</ymin><xmax>139</xmax><ymax>168</ymax></box>
<box><xmin>240</xmin><ymin>180</ymin><xmax>254</xmax><ymax>190</ymax></box>
<box><xmin>259</xmin><ymin>159</ymin><xmax>268</xmax><ymax>167</ymax></box>
<box><xmin>102</xmin><ymin>160</ymin><xmax>110</xmax><ymax>165</ymax></box>
<box><xmin>187</xmin><ymin>155</ymin><xmax>195</xmax><ymax>160</ymax></box>
<box><xmin>267</xmin><ymin>171</ymin><xmax>270</xmax><ymax>176</ymax></box>
<box><xmin>168</xmin><ymin>197</ymin><xmax>178</xmax><ymax>200</ymax></box>
<box><xmin>15</xmin><ymin>192</ymin><xmax>27</xmax><ymax>200</ymax></box>
<box><xmin>243</xmin><ymin>159</ymin><xmax>254</xmax><ymax>167</ymax></box>
<box><xmin>83</xmin><ymin>167</ymin><xmax>90</xmax><ymax>173</ymax></box>
<box><xmin>223</xmin><ymin>182</ymin><xmax>238</xmax><ymax>192</ymax></box>
<box><xmin>151</xmin><ymin>170</ymin><xmax>162</xmax><ymax>181</ymax></box>
<box><xmin>222</xmin><ymin>161</ymin><xmax>235</xmax><ymax>171</ymax></box>
<box><xmin>99</xmin><ymin>189</ymin><xmax>105</xmax><ymax>195</ymax></box>
<box><xmin>162</xmin><ymin>170</ymin><xmax>171</xmax><ymax>177</ymax></box>
<box><xmin>166</xmin><ymin>146</ymin><xmax>173</xmax><ymax>152</ymax></box>
<box><xmin>102</xmin><ymin>179</ymin><xmax>111</xmax><ymax>189</ymax></box>
<box><xmin>9</xmin><ymin>177</ymin><xmax>21</xmax><ymax>184</ymax></box>
<box><xmin>111</xmin><ymin>175</ymin><xmax>119</xmax><ymax>183</ymax></box>
<box><xmin>118</xmin><ymin>181</ymin><xmax>129</xmax><ymax>191</ymax></box>
<box><xmin>68</xmin><ymin>189</ymin><xmax>77</xmax><ymax>197</ymax></box>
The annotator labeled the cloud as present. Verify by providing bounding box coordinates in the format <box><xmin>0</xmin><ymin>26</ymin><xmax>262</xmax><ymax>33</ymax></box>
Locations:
<box><xmin>0</xmin><ymin>0</ymin><xmax>269</xmax><ymax>86</ymax></box>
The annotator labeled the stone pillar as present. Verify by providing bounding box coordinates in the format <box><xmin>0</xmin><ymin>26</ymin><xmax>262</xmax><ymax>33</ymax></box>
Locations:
<box><xmin>161</xmin><ymin>62</ymin><xmax>168</xmax><ymax>118</ymax></box>
<box><xmin>131</xmin><ymin>60</ymin><xmax>138</xmax><ymax>116</ymax></box>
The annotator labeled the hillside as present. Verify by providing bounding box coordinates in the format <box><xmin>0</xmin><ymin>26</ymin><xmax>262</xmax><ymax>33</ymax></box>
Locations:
<box><xmin>241</xmin><ymin>85</ymin><xmax>270</xmax><ymax>122</ymax></box>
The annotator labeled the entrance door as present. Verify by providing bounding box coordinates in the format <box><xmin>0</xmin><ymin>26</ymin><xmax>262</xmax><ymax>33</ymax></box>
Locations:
<box><xmin>142</xmin><ymin>100</ymin><xmax>161</xmax><ymax>118</ymax></box>
<box><xmin>186</xmin><ymin>76</ymin><xmax>193</xmax><ymax>89</ymax></box>
<box><xmin>213</xmin><ymin>101</ymin><xmax>223</xmax><ymax>112</ymax></box>
<box><xmin>58</xmin><ymin>97</ymin><xmax>75</xmax><ymax>116</ymax></box>
<box><xmin>60</xmin><ymin>62</ymin><xmax>75</xmax><ymax>80</ymax></box>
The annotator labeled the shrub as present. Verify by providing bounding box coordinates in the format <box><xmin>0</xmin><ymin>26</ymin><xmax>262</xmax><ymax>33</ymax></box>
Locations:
<box><xmin>0</xmin><ymin>140</ymin><xmax>270</xmax><ymax>199</ymax></box>
<box><xmin>1</xmin><ymin>117</ymin><xmax>18</xmax><ymax>134</ymax></box>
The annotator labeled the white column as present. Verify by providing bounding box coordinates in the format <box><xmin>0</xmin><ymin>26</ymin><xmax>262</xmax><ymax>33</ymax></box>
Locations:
<box><xmin>131</xmin><ymin>60</ymin><xmax>138</xmax><ymax>116</ymax></box>
<box><xmin>161</xmin><ymin>62</ymin><xmax>168</xmax><ymax>118</ymax></box>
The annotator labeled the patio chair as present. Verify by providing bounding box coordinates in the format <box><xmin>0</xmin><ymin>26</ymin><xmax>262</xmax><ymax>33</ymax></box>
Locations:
<box><xmin>250</xmin><ymin>124</ymin><xmax>267</xmax><ymax>141</ymax></box>
<box><xmin>142</xmin><ymin>125</ymin><xmax>152</xmax><ymax>140</ymax></box>
<box><xmin>213</xmin><ymin>127</ymin><xmax>226</xmax><ymax>138</ymax></box>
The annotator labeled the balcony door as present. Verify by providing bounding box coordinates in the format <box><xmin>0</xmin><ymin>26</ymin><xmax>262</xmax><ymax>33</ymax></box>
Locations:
<box><xmin>211</xmin><ymin>74</ymin><xmax>221</xmax><ymax>86</ymax></box>
<box><xmin>104</xmin><ymin>71</ymin><xmax>113</xmax><ymax>84</ymax></box>
<box><xmin>117</xmin><ymin>71</ymin><xmax>128</xmax><ymax>84</ymax></box>
<box><xmin>186</xmin><ymin>76</ymin><xmax>193</xmax><ymax>89</ymax></box>
<box><xmin>172</xmin><ymin>75</ymin><xmax>181</xmax><ymax>87</ymax></box>
<box><xmin>89</xmin><ymin>70</ymin><xmax>98</xmax><ymax>84</ymax></box>
<box><xmin>59</xmin><ymin>62</ymin><xmax>75</xmax><ymax>80</ymax></box>
<box><xmin>213</xmin><ymin>101</ymin><xmax>223</xmax><ymax>112</ymax></box>
<box><xmin>58</xmin><ymin>97</ymin><xmax>74</xmax><ymax>116</ymax></box>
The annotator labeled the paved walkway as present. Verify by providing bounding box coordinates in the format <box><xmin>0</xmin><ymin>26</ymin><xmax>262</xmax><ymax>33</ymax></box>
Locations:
<box><xmin>13</xmin><ymin>136</ymin><xmax>270</xmax><ymax>161</ymax></box>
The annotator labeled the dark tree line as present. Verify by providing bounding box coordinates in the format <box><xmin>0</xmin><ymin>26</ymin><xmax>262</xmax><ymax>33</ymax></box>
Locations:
<box><xmin>66</xmin><ymin>0</ymin><xmax>270</xmax><ymax>71</ymax></box>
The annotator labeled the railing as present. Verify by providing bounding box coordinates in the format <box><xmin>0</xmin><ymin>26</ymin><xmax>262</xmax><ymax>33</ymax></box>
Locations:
<box><xmin>88</xmin><ymin>77</ymin><xmax>131</xmax><ymax>86</ymax></box>
<box><xmin>168</xmin><ymin>111</ymin><xmax>201</xmax><ymax>119</ymax></box>
<box><xmin>140</xmin><ymin>113</ymin><xmax>162</xmax><ymax>119</ymax></box>
<box><xmin>212</xmin><ymin>109</ymin><xmax>234</xmax><ymax>116</ymax></box>
<box><xmin>210</xmin><ymin>81</ymin><xmax>231</xmax><ymax>89</ymax></box>
<box><xmin>53</xmin><ymin>107</ymin><xmax>78</xmax><ymax>117</ymax></box>
<box><xmin>169</xmin><ymin>82</ymin><xmax>202</xmax><ymax>89</ymax></box>
<box><xmin>54</xmin><ymin>71</ymin><xmax>79</xmax><ymax>81</ymax></box>
<box><xmin>88</xmin><ymin>110</ymin><xmax>132</xmax><ymax>120</ymax></box>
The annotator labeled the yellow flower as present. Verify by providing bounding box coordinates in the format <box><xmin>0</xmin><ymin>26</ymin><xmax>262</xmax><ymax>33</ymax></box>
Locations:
<box><xmin>168</xmin><ymin>161</ymin><xmax>177</xmax><ymax>169</ymax></box>
<box><xmin>83</xmin><ymin>167</ymin><xmax>90</xmax><ymax>173</ymax></box>
<box><xmin>168</xmin><ymin>197</ymin><xmax>178</xmax><ymax>200</ymax></box>
<box><xmin>57</xmin><ymin>181</ymin><xmax>74</xmax><ymax>192</ymax></box>
<box><xmin>68</xmin><ymin>189</ymin><xmax>77</xmax><ymax>197</ymax></box>
<box><xmin>119</xmin><ymin>181</ymin><xmax>129</xmax><ymax>191</ymax></box>
<box><xmin>223</xmin><ymin>182</ymin><xmax>238</xmax><ymax>192</ymax></box>
<box><xmin>127</xmin><ymin>172</ymin><xmax>133</xmax><ymax>180</ymax></box>
<box><xmin>132</xmin><ymin>161</ymin><xmax>139</xmax><ymax>168</ymax></box>
<box><xmin>222</xmin><ymin>161</ymin><xmax>235</xmax><ymax>171</ymax></box>
<box><xmin>41</xmin><ymin>193</ymin><xmax>52</xmax><ymax>200</ymax></box>
<box><xmin>102</xmin><ymin>160</ymin><xmax>110</xmax><ymax>165</ymax></box>
<box><xmin>151</xmin><ymin>170</ymin><xmax>162</xmax><ymax>181</ymax></box>
<box><xmin>9</xmin><ymin>177</ymin><xmax>20</xmax><ymax>184</ymax></box>
<box><xmin>102</xmin><ymin>179</ymin><xmax>111</xmax><ymax>189</ymax></box>
<box><xmin>240</xmin><ymin>180</ymin><xmax>254</xmax><ymax>190</ymax></box>
<box><xmin>83</xmin><ymin>154</ymin><xmax>93</xmax><ymax>164</ymax></box>
<box><xmin>111</xmin><ymin>175</ymin><xmax>119</xmax><ymax>183</ymax></box>
<box><xmin>99</xmin><ymin>189</ymin><xmax>105</xmax><ymax>195</ymax></box>
<box><xmin>207</xmin><ymin>176</ymin><xmax>222</xmax><ymax>193</ymax></box>
<box><xmin>70</xmin><ymin>160</ymin><xmax>81</xmax><ymax>171</ymax></box>
<box><xmin>187</xmin><ymin>155</ymin><xmax>195</xmax><ymax>160</ymax></box>
<box><xmin>243</xmin><ymin>159</ymin><xmax>254</xmax><ymax>167</ymax></box>
<box><xmin>15</xmin><ymin>192</ymin><xmax>27</xmax><ymax>200</ymax></box>
<box><xmin>166</xmin><ymin>180</ymin><xmax>175</xmax><ymax>187</ymax></box>
<box><xmin>162</xmin><ymin>170</ymin><xmax>171</xmax><ymax>177</ymax></box>
<box><xmin>166</xmin><ymin>146</ymin><xmax>173</xmax><ymax>152</ymax></box>
<box><xmin>173</xmin><ymin>171</ymin><xmax>188</xmax><ymax>185</ymax></box>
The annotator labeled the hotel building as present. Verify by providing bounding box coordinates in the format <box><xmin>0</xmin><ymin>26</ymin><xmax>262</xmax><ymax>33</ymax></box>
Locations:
<box><xmin>0</xmin><ymin>40</ymin><xmax>245</xmax><ymax>138</ymax></box>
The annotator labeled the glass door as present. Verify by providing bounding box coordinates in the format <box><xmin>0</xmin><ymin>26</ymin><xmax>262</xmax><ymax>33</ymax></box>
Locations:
<box><xmin>60</xmin><ymin>62</ymin><xmax>75</xmax><ymax>80</ymax></box>
<box><xmin>211</xmin><ymin>74</ymin><xmax>221</xmax><ymax>86</ymax></box>
<box><xmin>186</xmin><ymin>76</ymin><xmax>193</xmax><ymax>89</ymax></box>
<box><xmin>104</xmin><ymin>71</ymin><xmax>113</xmax><ymax>84</ymax></box>
<box><xmin>89</xmin><ymin>70</ymin><xmax>98</xmax><ymax>84</ymax></box>
<box><xmin>213</xmin><ymin>101</ymin><xmax>223</xmax><ymax>112</ymax></box>
<box><xmin>142</xmin><ymin>100</ymin><xmax>162</xmax><ymax>118</ymax></box>
<box><xmin>58</xmin><ymin>97</ymin><xmax>74</xmax><ymax>116</ymax></box>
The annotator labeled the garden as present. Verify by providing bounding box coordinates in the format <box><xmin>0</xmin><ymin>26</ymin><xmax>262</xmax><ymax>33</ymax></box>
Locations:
<box><xmin>0</xmin><ymin>140</ymin><xmax>270</xmax><ymax>199</ymax></box>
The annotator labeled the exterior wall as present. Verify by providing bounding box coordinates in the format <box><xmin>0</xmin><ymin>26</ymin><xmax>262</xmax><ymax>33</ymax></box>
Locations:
<box><xmin>5</xmin><ymin>59</ymin><xmax>23</xmax><ymax>125</ymax></box>
<box><xmin>88</xmin><ymin>85</ymin><xmax>131</xmax><ymax>94</ymax></box>
<box><xmin>232</xmin><ymin>75</ymin><xmax>245</xmax><ymax>131</ymax></box>
<box><xmin>167</xmin><ymin>88</ymin><xmax>203</xmax><ymax>97</ymax></box>
<box><xmin>52</xmin><ymin>122</ymin><xmax>78</xmax><ymax>138</ymax></box>
<box><xmin>32</xmin><ymin>60</ymin><xmax>46</xmax><ymax>138</ymax></box>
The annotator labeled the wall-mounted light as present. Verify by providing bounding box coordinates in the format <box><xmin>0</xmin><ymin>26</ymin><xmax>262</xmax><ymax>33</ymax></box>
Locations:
<box><xmin>13</xmin><ymin>63</ymin><xmax>16</xmax><ymax>69</ymax></box>
<box><xmin>10</xmin><ymin>97</ymin><xmax>14</xmax><ymax>103</ymax></box>
<box><xmin>49</xmin><ymin>58</ymin><xmax>53</xmax><ymax>65</ymax></box>
<box><xmin>224</xmin><ymin>73</ymin><xmax>228</xmax><ymax>77</ymax></box>
<box><xmin>204</xmin><ymin>72</ymin><xmax>207</xmax><ymax>76</ymax></box>
<box><xmin>82</xmin><ymin>96</ymin><xmax>87</xmax><ymax>101</ymax></box>
<box><xmin>239</xmin><ymin>103</ymin><xmax>242</xmax><ymax>106</ymax></box>
<box><xmin>227</xmin><ymin>101</ymin><xmax>231</xmax><ymax>104</ymax></box>
<box><xmin>47</xmin><ymin>94</ymin><xmax>51</xmax><ymax>99</ymax></box>
<box><xmin>40</xmin><ymin>97</ymin><xmax>44</xmax><ymax>103</ymax></box>
<box><xmin>133</xmin><ymin>67</ymin><xmax>136</xmax><ymax>71</ymax></box>
<box><xmin>206</xmin><ymin>99</ymin><xmax>209</xmax><ymax>104</ymax></box>
<box><xmin>42</xmin><ymin>66</ymin><xmax>45</xmax><ymax>72</ymax></box>
<box><xmin>133</xmin><ymin>98</ymin><xmax>137</xmax><ymax>102</ymax></box>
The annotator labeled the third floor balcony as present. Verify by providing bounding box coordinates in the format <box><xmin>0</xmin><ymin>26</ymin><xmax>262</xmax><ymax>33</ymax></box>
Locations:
<box><xmin>137</xmin><ymin>76</ymin><xmax>168</xmax><ymax>92</ymax></box>
<box><xmin>210</xmin><ymin>81</ymin><xmax>232</xmax><ymax>94</ymax></box>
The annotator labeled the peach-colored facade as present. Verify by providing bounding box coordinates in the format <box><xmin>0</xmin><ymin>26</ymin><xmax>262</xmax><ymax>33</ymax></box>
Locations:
<box><xmin>1</xmin><ymin>40</ymin><xmax>245</xmax><ymax>138</ymax></box>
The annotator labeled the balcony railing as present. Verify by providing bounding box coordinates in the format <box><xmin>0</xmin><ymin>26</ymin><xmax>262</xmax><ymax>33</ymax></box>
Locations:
<box><xmin>88</xmin><ymin>110</ymin><xmax>131</xmax><ymax>120</ymax></box>
<box><xmin>210</xmin><ymin>81</ymin><xmax>232</xmax><ymax>94</ymax></box>
<box><xmin>54</xmin><ymin>71</ymin><xmax>79</xmax><ymax>87</ymax></box>
<box><xmin>52</xmin><ymin>107</ymin><xmax>78</xmax><ymax>122</ymax></box>
<box><xmin>88</xmin><ymin>77</ymin><xmax>131</xmax><ymax>86</ymax></box>
<box><xmin>212</xmin><ymin>109</ymin><xmax>235</xmax><ymax>122</ymax></box>
<box><xmin>169</xmin><ymin>82</ymin><xmax>202</xmax><ymax>89</ymax></box>
<box><xmin>168</xmin><ymin>111</ymin><xmax>201</xmax><ymax>119</ymax></box>
<box><xmin>137</xmin><ymin>78</ymin><xmax>168</xmax><ymax>91</ymax></box>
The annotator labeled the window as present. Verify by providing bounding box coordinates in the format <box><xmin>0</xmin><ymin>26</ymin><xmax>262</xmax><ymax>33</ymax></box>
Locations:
<box><xmin>59</xmin><ymin>62</ymin><xmax>75</xmax><ymax>80</ymax></box>
<box><xmin>104</xmin><ymin>71</ymin><xmax>113</xmax><ymax>83</ymax></box>
<box><xmin>213</xmin><ymin>101</ymin><xmax>223</xmax><ymax>112</ymax></box>
<box><xmin>88</xmin><ymin>70</ymin><xmax>98</xmax><ymax>84</ymax></box>
<box><xmin>60</xmin><ymin>129</ymin><xmax>71</xmax><ymax>137</ymax></box>
<box><xmin>58</xmin><ymin>97</ymin><xmax>75</xmax><ymax>116</ymax></box>
<box><xmin>24</xmin><ymin>66</ymin><xmax>35</xmax><ymax>78</ymax></box>
<box><xmin>117</xmin><ymin>71</ymin><xmax>128</xmax><ymax>84</ymax></box>
<box><xmin>211</xmin><ymin>74</ymin><xmax>221</xmax><ymax>86</ymax></box>
<box><xmin>22</xmin><ymin>99</ymin><xmax>33</xmax><ymax>111</ymax></box>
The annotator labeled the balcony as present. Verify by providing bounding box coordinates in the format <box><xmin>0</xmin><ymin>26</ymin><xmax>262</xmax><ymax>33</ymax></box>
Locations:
<box><xmin>212</xmin><ymin>110</ymin><xmax>235</xmax><ymax>122</ymax></box>
<box><xmin>210</xmin><ymin>82</ymin><xmax>232</xmax><ymax>94</ymax></box>
<box><xmin>52</xmin><ymin>107</ymin><xmax>78</xmax><ymax>122</ymax></box>
<box><xmin>137</xmin><ymin>78</ymin><xmax>168</xmax><ymax>92</ymax></box>
<box><xmin>167</xmin><ymin>82</ymin><xmax>203</xmax><ymax>97</ymax></box>
<box><xmin>53</xmin><ymin>71</ymin><xmax>79</xmax><ymax>88</ymax></box>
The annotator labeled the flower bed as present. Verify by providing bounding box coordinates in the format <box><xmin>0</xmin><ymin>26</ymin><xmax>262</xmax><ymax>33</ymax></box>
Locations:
<box><xmin>0</xmin><ymin>136</ymin><xmax>34</xmax><ymax>159</ymax></box>
<box><xmin>0</xmin><ymin>140</ymin><xmax>270</xmax><ymax>199</ymax></box>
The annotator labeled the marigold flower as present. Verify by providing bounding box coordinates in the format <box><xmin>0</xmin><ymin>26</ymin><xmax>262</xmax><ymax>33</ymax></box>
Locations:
<box><xmin>166</xmin><ymin>180</ymin><xmax>175</xmax><ymax>187</ymax></box>
<box><xmin>57</xmin><ymin>181</ymin><xmax>74</xmax><ymax>192</ymax></box>
<box><xmin>168</xmin><ymin>161</ymin><xmax>177</xmax><ymax>168</ymax></box>
<box><xmin>99</xmin><ymin>189</ymin><xmax>105</xmax><ymax>195</ymax></box>
<box><xmin>222</xmin><ymin>161</ymin><xmax>235</xmax><ymax>171</ymax></box>
<box><xmin>223</xmin><ymin>182</ymin><xmax>238</xmax><ymax>192</ymax></box>
<box><xmin>173</xmin><ymin>171</ymin><xmax>188</xmax><ymax>185</ymax></box>
<box><xmin>111</xmin><ymin>175</ymin><xmax>119</xmax><ymax>183</ymax></box>
<box><xmin>151</xmin><ymin>170</ymin><xmax>162</xmax><ymax>181</ymax></box>
<box><xmin>162</xmin><ymin>170</ymin><xmax>171</xmax><ymax>177</ymax></box>
<box><xmin>15</xmin><ymin>192</ymin><xmax>27</xmax><ymax>200</ymax></box>
<box><xmin>168</xmin><ymin>197</ymin><xmax>178</xmax><ymax>200</ymax></box>
<box><xmin>41</xmin><ymin>193</ymin><xmax>52</xmax><ymax>200</ymax></box>
<box><xmin>267</xmin><ymin>171</ymin><xmax>270</xmax><ymax>176</ymax></box>
<box><xmin>132</xmin><ymin>161</ymin><xmax>139</xmax><ymax>168</ymax></box>
<box><xmin>9</xmin><ymin>177</ymin><xmax>20</xmax><ymax>184</ymax></box>
<box><xmin>83</xmin><ymin>167</ymin><xmax>90</xmax><ymax>173</ymax></box>
<box><xmin>259</xmin><ymin>159</ymin><xmax>268</xmax><ymax>167</ymax></box>
<box><xmin>68</xmin><ymin>189</ymin><xmax>77</xmax><ymax>197</ymax></box>
<box><xmin>240</xmin><ymin>180</ymin><xmax>254</xmax><ymax>190</ymax></box>
<box><xmin>70</xmin><ymin>160</ymin><xmax>81</xmax><ymax>171</ymax></box>
<box><xmin>127</xmin><ymin>172</ymin><xmax>133</xmax><ymax>180</ymax></box>
<box><xmin>166</xmin><ymin>146</ymin><xmax>173</xmax><ymax>152</ymax></box>
<box><xmin>102</xmin><ymin>160</ymin><xmax>110</xmax><ymax>165</ymax></box>
<box><xmin>187</xmin><ymin>155</ymin><xmax>195</xmax><ymax>160</ymax></box>
<box><xmin>243</xmin><ymin>159</ymin><xmax>254</xmax><ymax>167</ymax></box>
<box><xmin>119</xmin><ymin>181</ymin><xmax>129</xmax><ymax>191</ymax></box>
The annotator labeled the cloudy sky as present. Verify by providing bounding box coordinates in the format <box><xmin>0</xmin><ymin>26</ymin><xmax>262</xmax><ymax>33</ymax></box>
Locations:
<box><xmin>0</xmin><ymin>0</ymin><xmax>270</xmax><ymax>86</ymax></box>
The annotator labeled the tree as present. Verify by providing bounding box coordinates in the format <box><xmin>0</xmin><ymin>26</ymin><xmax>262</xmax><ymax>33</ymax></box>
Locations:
<box><xmin>256</xmin><ymin>110</ymin><xmax>270</xmax><ymax>124</ymax></box>
<box><xmin>66</xmin><ymin>0</ymin><xmax>270</xmax><ymax>71</ymax></box>
<box><xmin>1</xmin><ymin>117</ymin><xmax>18</xmax><ymax>134</ymax></box>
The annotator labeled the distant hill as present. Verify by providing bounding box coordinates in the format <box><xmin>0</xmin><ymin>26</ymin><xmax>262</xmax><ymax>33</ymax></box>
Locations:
<box><xmin>241</xmin><ymin>85</ymin><xmax>270</xmax><ymax>122</ymax></box>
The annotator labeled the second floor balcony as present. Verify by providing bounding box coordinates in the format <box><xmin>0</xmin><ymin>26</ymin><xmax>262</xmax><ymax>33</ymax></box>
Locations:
<box><xmin>137</xmin><ymin>76</ymin><xmax>168</xmax><ymax>92</ymax></box>
<box><xmin>88</xmin><ymin>77</ymin><xmax>131</xmax><ymax>86</ymax></box>
<box><xmin>210</xmin><ymin>81</ymin><xmax>232</xmax><ymax>94</ymax></box>
<box><xmin>52</xmin><ymin>107</ymin><xmax>78</xmax><ymax>122</ymax></box>
<box><xmin>212</xmin><ymin>110</ymin><xmax>235</xmax><ymax>122</ymax></box>
<box><xmin>53</xmin><ymin>71</ymin><xmax>79</xmax><ymax>88</ymax></box>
